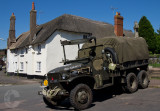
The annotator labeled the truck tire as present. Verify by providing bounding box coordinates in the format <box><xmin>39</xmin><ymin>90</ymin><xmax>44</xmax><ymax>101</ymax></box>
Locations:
<box><xmin>70</xmin><ymin>84</ymin><xmax>93</xmax><ymax>110</ymax></box>
<box><xmin>126</xmin><ymin>73</ymin><xmax>138</xmax><ymax>93</ymax></box>
<box><xmin>43</xmin><ymin>96</ymin><xmax>55</xmax><ymax>107</ymax></box>
<box><xmin>104</xmin><ymin>47</ymin><xmax>118</xmax><ymax>64</ymax></box>
<box><xmin>137</xmin><ymin>70</ymin><xmax>149</xmax><ymax>89</ymax></box>
<box><xmin>43</xmin><ymin>96</ymin><xmax>61</xmax><ymax>107</ymax></box>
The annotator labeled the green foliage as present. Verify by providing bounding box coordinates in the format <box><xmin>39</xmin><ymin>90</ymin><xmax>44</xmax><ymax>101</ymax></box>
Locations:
<box><xmin>157</xmin><ymin>27</ymin><xmax>160</xmax><ymax>35</ymax></box>
<box><xmin>155</xmin><ymin>33</ymin><xmax>160</xmax><ymax>54</ymax></box>
<box><xmin>139</xmin><ymin>16</ymin><xmax>156</xmax><ymax>53</ymax></box>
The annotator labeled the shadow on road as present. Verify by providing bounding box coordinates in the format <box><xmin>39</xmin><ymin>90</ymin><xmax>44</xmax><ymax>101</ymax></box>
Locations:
<box><xmin>46</xmin><ymin>85</ymin><xmax>124</xmax><ymax>110</ymax></box>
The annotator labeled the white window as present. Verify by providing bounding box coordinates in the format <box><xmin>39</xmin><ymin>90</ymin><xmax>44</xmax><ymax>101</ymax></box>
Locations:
<box><xmin>14</xmin><ymin>49</ymin><xmax>18</xmax><ymax>56</ymax></box>
<box><xmin>38</xmin><ymin>44</ymin><xmax>41</xmax><ymax>54</ymax></box>
<box><xmin>20</xmin><ymin>62</ymin><xmax>23</xmax><ymax>70</ymax></box>
<box><xmin>37</xmin><ymin>62</ymin><xmax>41</xmax><ymax>71</ymax></box>
<box><xmin>25</xmin><ymin>48</ymin><xmax>28</xmax><ymax>54</ymax></box>
<box><xmin>20</xmin><ymin>48</ymin><xmax>24</xmax><ymax>57</ymax></box>
<box><xmin>15</xmin><ymin>62</ymin><xmax>17</xmax><ymax>71</ymax></box>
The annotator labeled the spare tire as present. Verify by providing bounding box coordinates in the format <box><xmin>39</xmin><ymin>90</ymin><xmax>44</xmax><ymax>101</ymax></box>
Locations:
<box><xmin>104</xmin><ymin>47</ymin><xmax>118</xmax><ymax>64</ymax></box>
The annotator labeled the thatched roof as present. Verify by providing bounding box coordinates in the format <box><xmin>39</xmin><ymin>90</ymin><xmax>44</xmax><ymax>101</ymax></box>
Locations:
<box><xmin>10</xmin><ymin>14</ymin><xmax>134</xmax><ymax>49</ymax></box>
<box><xmin>10</xmin><ymin>31</ymin><xmax>30</xmax><ymax>49</ymax></box>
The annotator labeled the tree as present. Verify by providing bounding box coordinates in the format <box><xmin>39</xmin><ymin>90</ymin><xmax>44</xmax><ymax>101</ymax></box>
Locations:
<box><xmin>157</xmin><ymin>27</ymin><xmax>160</xmax><ymax>35</ymax></box>
<box><xmin>155</xmin><ymin>32</ymin><xmax>160</xmax><ymax>54</ymax></box>
<box><xmin>138</xmin><ymin>16</ymin><xmax>156</xmax><ymax>53</ymax></box>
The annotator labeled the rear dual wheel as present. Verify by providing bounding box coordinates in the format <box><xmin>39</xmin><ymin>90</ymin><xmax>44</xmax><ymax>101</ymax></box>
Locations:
<box><xmin>126</xmin><ymin>73</ymin><xmax>138</xmax><ymax>93</ymax></box>
<box><xmin>137</xmin><ymin>70</ymin><xmax>149</xmax><ymax>89</ymax></box>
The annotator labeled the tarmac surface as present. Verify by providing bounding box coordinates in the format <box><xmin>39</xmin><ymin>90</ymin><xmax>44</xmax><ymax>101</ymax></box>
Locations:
<box><xmin>0</xmin><ymin>82</ymin><xmax>160</xmax><ymax>111</ymax></box>
<box><xmin>0</xmin><ymin>69</ymin><xmax>160</xmax><ymax>111</ymax></box>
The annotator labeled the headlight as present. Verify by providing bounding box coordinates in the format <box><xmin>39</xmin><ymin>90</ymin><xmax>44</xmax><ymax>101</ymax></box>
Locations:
<box><xmin>43</xmin><ymin>79</ymin><xmax>48</xmax><ymax>86</ymax></box>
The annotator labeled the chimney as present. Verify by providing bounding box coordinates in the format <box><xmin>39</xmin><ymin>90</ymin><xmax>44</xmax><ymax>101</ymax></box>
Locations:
<box><xmin>29</xmin><ymin>2</ymin><xmax>37</xmax><ymax>43</ymax></box>
<box><xmin>114</xmin><ymin>12</ymin><xmax>123</xmax><ymax>37</ymax></box>
<box><xmin>7</xmin><ymin>13</ymin><xmax>16</xmax><ymax>48</ymax></box>
<box><xmin>134</xmin><ymin>21</ymin><xmax>139</xmax><ymax>37</ymax></box>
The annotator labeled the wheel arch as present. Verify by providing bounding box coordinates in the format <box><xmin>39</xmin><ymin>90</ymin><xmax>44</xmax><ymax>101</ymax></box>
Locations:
<box><xmin>68</xmin><ymin>75</ymin><xmax>96</xmax><ymax>90</ymax></box>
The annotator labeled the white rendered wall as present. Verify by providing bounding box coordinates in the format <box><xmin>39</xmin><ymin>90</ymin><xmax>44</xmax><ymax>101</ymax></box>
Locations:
<box><xmin>31</xmin><ymin>43</ymin><xmax>47</xmax><ymax>76</ymax></box>
<box><xmin>7</xmin><ymin>49</ymin><xmax>19</xmax><ymax>73</ymax></box>
<box><xmin>7</xmin><ymin>49</ymin><xmax>13</xmax><ymax>73</ymax></box>
<box><xmin>7</xmin><ymin>30</ymin><xmax>84</xmax><ymax>76</ymax></box>
<box><xmin>46</xmin><ymin>30</ymin><xmax>83</xmax><ymax>73</ymax></box>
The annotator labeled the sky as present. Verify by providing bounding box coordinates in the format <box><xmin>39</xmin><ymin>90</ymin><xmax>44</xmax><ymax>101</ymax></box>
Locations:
<box><xmin>0</xmin><ymin>0</ymin><xmax>160</xmax><ymax>49</ymax></box>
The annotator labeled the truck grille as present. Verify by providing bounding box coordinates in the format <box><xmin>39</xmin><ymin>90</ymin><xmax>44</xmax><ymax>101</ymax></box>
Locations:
<box><xmin>48</xmin><ymin>73</ymin><xmax>60</xmax><ymax>88</ymax></box>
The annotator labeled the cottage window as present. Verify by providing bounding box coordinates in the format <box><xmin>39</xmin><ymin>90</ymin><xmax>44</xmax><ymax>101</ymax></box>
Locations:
<box><xmin>15</xmin><ymin>49</ymin><xmax>18</xmax><ymax>53</ymax></box>
<box><xmin>15</xmin><ymin>62</ymin><xmax>17</xmax><ymax>71</ymax></box>
<box><xmin>20</xmin><ymin>62</ymin><xmax>23</xmax><ymax>71</ymax></box>
<box><xmin>14</xmin><ymin>49</ymin><xmax>18</xmax><ymax>56</ymax></box>
<box><xmin>25</xmin><ymin>48</ymin><xmax>28</xmax><ymax>54</ymax></box>
<box><xmin>37</xmin><ymin>62</ymin><xmax>41</xmax><ymax>72</ymax></box>
<box><xmin>37</xmin><ymin>44</ymin><xmax>41</xmax><ymax>54</ymax></box>
<box><xmin>20</xmin><ymin>48</ymin><xmax>24</xmax><ymax>57</ymax></box>
<box><xmin>21</xmin><ymin>49</ymin><xmax>24</xmax><ymax>54</ymax></box>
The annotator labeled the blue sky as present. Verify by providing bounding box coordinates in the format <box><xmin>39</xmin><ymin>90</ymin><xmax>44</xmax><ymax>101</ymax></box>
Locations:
<box><xmin>0</xmin><ymin>0</ymin><xmax>160</xmax><ymax>49</ymax></box>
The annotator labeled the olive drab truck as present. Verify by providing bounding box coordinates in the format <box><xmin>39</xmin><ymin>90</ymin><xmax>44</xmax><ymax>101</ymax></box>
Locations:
<box><xmin>38</xmin><ymin>37</ymin><xmax>150</xmax><ymax>110</ymax></box>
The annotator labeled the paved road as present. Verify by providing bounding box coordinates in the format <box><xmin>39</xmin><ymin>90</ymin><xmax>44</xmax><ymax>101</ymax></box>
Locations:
<box><xmin>0</xmin><ymin>84</ymin><xmax>160</xmax><ymax>111</ymax></box>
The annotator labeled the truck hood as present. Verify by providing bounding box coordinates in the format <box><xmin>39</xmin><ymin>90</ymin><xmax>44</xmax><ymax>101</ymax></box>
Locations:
<box><xmin>48</xmin><ymin>63</ymin><xmax>84</xmax><ymax>73</ymax></box>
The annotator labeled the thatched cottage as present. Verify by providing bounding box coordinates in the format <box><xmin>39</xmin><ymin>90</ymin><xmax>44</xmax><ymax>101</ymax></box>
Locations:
<box><xmin>7</xmin><ymin>2</ymin><xmax>134</xmax><ymax>78</ymax></box>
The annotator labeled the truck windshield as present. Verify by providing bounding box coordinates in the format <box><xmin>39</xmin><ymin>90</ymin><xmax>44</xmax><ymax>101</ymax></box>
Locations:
<box><xmin>60</xmin><ymin>37</ymin><xmax>96</xmax><ymax>63</ymax></box>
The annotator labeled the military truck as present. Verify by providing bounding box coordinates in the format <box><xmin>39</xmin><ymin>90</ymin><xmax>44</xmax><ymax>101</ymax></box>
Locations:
<box><xmin>39</xmin><ymin>37</ymin><xmax>150</xmax><ymax>110</ymax></box>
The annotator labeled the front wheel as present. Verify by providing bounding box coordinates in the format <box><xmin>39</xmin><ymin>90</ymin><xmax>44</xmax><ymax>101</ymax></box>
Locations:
<box><xmin>70</xmin><ymin>84</ymin><xmax>93</xmax><ymax>110</ymax></box>
<box><xmin>43</xmin><ymin>96</ymin><xmax>55</xmax><ymax>107</ymax></box>
<box><xmin>43</xmin><ymin>96</ymin><xmax>62</xmax><ymax>107</ymax></box>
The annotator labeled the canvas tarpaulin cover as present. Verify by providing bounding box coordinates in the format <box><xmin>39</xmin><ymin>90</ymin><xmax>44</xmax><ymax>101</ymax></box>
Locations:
<box><xmin>80</xmin><ymin>37</ymin><xmax>149</xmax><ymax>64</ymax></box>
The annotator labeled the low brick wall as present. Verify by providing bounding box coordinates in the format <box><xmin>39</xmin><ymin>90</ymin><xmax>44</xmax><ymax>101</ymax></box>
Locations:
<box><xmin>149</xmin><ymin>67</ymin><xmax>160</xmax><ymax>77</ymax></box>
<box><xmin>149</xmin><ymin>67</ymin><xmax>160</xmax><ymax>87</ymax></box>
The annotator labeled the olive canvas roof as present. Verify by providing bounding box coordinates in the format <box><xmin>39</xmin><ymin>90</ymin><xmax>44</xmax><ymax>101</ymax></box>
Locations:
<box><xmin>81</xmin><ymin>37</ymin><xmax>149</xmax><ymax>63</ymax></box>
<box><xmin>10</xmin><ymin>14</ymin><xmax>134</xmax><ymax>49</ymax></box>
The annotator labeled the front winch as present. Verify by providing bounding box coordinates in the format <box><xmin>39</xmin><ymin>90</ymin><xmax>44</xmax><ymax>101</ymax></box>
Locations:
<box><xmin>42</xmin><ymin>86</ymin><xmax>61</xmax><ymax>99</ymax></box>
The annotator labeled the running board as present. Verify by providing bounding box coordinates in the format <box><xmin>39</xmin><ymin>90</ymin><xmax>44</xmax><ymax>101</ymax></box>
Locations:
<box><xmin>95</xmin><ymin>83</ymin><xmax>113</xmax><ymax>90</ymax></box>
<box><xmin>95</xmin><ymin>76</ymin><xmax>114</xmax><ymax>90</ymax></box>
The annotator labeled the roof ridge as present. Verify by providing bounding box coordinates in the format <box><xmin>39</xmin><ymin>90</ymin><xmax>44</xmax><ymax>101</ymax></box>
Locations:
<box><xmin>62</xmin><ymin>14</ymin><xmax>112</xmax><ymax>26</ymax></box>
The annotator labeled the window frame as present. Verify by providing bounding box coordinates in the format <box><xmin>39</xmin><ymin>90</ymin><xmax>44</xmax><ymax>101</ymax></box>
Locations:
<box><xmin>20</xmin><ymin>62</ymin><xmax>24</xmax><ymax>71</ymax></box>
<box><xmin>36</xmin><ymin>61</ymin><xmax>41</xmax><ymax>72</ymax></box>
<box><xmin>37</xmin><ymin>44</ymin><xmax>41</xmax><ymax>54</ymax></box>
